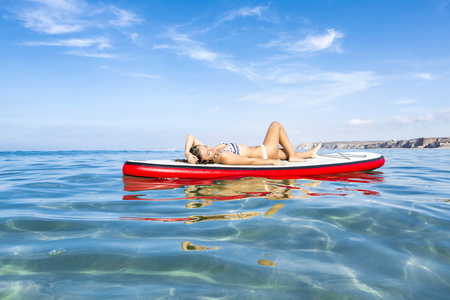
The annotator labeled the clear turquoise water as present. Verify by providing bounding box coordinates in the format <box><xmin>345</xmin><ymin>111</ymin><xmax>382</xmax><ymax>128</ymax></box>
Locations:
<box><xmin>1</xmin><ymin>149</ymin><xmax>449</xmax><ymax>299</ymax></box>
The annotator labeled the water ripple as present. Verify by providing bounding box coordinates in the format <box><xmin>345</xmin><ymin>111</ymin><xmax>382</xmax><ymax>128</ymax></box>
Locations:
<box><xmin>1</xmin><ymin>149</ymin><xmax>450</xmax><ymax>298</ymax></box>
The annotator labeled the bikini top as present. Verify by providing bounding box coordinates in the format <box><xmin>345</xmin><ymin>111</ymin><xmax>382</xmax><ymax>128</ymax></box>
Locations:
<box><xmin>214</xmin><ymin>142</ymin><xmax>240</xmax><ymax>160</ymax></box>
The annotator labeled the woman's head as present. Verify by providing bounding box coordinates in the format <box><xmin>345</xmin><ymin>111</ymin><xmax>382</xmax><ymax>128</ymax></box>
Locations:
<box><xmin>190</xmin><ymin>145</ymin><xmax>215</xmax><ymax>164</ymax></box>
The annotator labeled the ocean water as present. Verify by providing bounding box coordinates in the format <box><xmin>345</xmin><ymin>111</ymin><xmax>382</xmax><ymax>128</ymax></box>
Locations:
<box><xmin>1</xmin><ymin>149</ymin><xmax>449</xmax><ymax>299</ymax></box>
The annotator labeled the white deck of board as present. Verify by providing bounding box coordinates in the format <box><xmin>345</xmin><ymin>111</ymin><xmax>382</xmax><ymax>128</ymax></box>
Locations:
<box><xmin>127</xmin><ymin>152</ymin><xmax>382</xmax><ymax>169</ymax></box>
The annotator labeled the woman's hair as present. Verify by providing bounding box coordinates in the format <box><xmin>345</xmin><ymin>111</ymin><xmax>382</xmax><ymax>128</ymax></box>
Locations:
<box><xmin>190</xmin><ymin>145</ymin><xmax>214</xmax><ymax>164</ymax></box>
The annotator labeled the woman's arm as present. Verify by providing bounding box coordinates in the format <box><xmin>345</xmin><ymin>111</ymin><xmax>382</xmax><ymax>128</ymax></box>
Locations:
<box><xmin>185</xmin><ymin>134</ymin><xmax>203</xmax><ymax>163</ymax></box>
<box><xmin>216</xmin><ymin>152</ymin><xmax>285</xmax><ymax>166</ymax></box>
<box><xmin>185</xmin><ymin>134</ymin><xmax>203</xmax><ymax>151</ymax></box>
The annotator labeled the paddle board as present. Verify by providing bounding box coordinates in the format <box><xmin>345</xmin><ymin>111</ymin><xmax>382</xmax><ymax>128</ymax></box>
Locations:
<box><xmin>123</xmin><ymin>152</ymin><xmax>385</xmax><ymax>179</ymax></box>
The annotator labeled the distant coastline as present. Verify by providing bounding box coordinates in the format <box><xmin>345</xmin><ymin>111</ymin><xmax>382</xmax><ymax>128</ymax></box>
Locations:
<box><xmin>296</xmin><ymin>137</ymin><xmax>450</xmax><ymax>150</ymax></box>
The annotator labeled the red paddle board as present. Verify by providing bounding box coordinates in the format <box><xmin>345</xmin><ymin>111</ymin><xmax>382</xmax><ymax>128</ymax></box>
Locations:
<box><xmin>123</xmin><ymin>152</ymin><xmax>385</xmax><ymax>179</ymax></box>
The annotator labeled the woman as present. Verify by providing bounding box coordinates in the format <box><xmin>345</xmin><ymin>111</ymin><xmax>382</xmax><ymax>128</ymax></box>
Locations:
<box><xmin>185</xmin><ymin>121</ymin><xmax>321</xmax><ymax>165</ymax></box>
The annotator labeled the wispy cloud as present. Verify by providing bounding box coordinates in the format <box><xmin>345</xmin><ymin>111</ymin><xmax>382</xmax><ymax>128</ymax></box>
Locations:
<box><xmin>153</xmin><ymin>31</ymin><xmax>221</xmax><ymax>62</ymax></box>
<box><xmin>8</xmin><ymin>0</ymin><xmax>142</xmax><ymax>34</ymax></box>
<box><xmin>206</xmin><ymin>107</ymin><xmax>219</xmax><ymax>114</ymax></box>
<box><xmin>100</xmin><ymin>65</ymin><xmax>162</xmax><ymax>79</ymax></box>
<box><xmin>66</xmin><ymin>50</ymin><xmax>117</xmax><ymax>59</ymax></box>
<box><xmin>263</xmin><ymin>29</ymin><xmax>345</xmax><ymax>54</ymax></box>
<box><xmin>129</xmin><ymin>32</ymin><xmax>139</xmax><ymax>44</ymax></box>
<box><xmin>25</xmin><ymin>38</ymin><xmax>112</xmax><ymax>49</ymax></box>
<box><xmin>216</xmin><ymin>5</ymin><xmax>269</xmax><ymax>24</ymax></box>
<box><xmin>387</xmin><ymin>107</ymin><xmax>450</xmax><ymax>125</ymax></box>
<box><xmin>343</xmin><ymin>107</ymin><xmax>449</xmax><ymax>131</ymax></box>
<box><xmin>5</xmin><ymin>0</ymin><xmax>143</xmax><ymax>59</ymax></box>
<box><xmin>24</xmin><ymin>37</ymin><xmax>115</xmax><ymax>58</ymax></box>
<box><xmin>348</xmin><ymin>119</ymin><xmax>374</xmax><ymax>126</ymax></box>
<box><xmin>241</xmin><ymin>70</ymin><xmax>380</xmax><ymax>105</ymax></box>
<box><xmin>9</xmin><ymin>0</ymin><xmax>88</xmax><ymax>34</ymax></box>
<box><xmin>109</xmin><ymin>6</ymin><xmax>142</xmax><ymax>27</ymax></box>
<box><xmin>153</xmin><ymin>6</ymin><xmax>374</xmax><ymax>104</ymax></box>
<box><xmin>122</xmin><ymin>72</ymin><xmax>162</xmax><ymax>79</ymax></box>
<box><xmin>191</xmin><ymin>5</ymin><xmax>273</xmax><ymax>36</ymax></box>
<box><xmin>19</xmin><ymin>10</ymin><xmax>84</xmax><ymax>34</ymax></box>
<box><xmin>392</xmin><ymin>98</ymin><xmax>417</xmax><ymax>105</ymax></box>
<box><xmin>153</xmin><ymin>28</ymin><xmax>261</xmax><ymax>80</ymax></box>
<box><xmin>417</xmin><ymin>73</ymin><xmax>434</xmax><ymax>80</ymax></box>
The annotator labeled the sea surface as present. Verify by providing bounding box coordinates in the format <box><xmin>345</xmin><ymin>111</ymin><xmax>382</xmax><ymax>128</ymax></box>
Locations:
<box><xmin>1</xmin><ymin>149</ymin><xmax>449</xmax><ymax>299</ymax></box>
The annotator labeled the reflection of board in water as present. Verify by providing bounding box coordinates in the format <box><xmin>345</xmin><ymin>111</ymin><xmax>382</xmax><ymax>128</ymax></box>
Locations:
<box><xmin>123</xmin><ymin>176</ymin><xmax>331</xmax><ymax>204</ymax></box>
<box><xmin>121</xmin><ymin>174</ymin><xmax>384</xmax><ymax>215</ymax></box>
<box><xmin>123</xmin><ymin>152</ymin><xmax>385</xmax><ymax>179</ymax></box>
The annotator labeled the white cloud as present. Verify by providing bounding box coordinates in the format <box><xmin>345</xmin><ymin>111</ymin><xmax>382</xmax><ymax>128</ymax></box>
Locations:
<box><xmin>155</xmin><ymin>41</ymin><xmax>218</xmax><ymax>62</ymax></box>
<box><xmin>153</xmin><ymin>36</ymin><xmax>259</xmax><ymax>80</ymax></box>
<box><xmin>30</xmin><ymin>0</ymin><xmax>83</xmax><ymax>11</ymax></box>
<box><xmin>6</xmin><ymin>1</ymin><xmax>142</xmax><ymax>60</ymax></box>
<box><xmin>129</xmin><ymin>33</ymin><xmax>139</xmax><ymax>44</ymax></box>
<box><xmin>235</xmin><ymin>6</ymin><xmax>266</xmax><ymax>17</ymax></box>
<box><xmin>153</xmin><ymin>29</ymin><xmax>264</xmax><ymax>80</ymax></box>
<box><xmin>436</xmin><ymin>107</ymin><xmax>450</xmax><ymax>120</ymax></box>
<box><xmin>122</xmin><ymin>72</ymin><xmax>162</xmax><ymax>79</ymax></box>
<box><xmin>219</xmin><ymin>5</ymin><xmax>268</xmax><ymax>23</ymax></box>
<box><xmin>348</xmin><ymin>119</ymin><xmax>374</xmax><ymax>126</ymax></box>
<box><xmin>392</xmin><ymin>98</ymin><xmax>417</xmax><ymax>105</ymax></box>
<box><xmin>206</xmin><ymin>107</ymin><xmax>219</xmax><ymax>114</ymax></box>
<box><xmin>275</xmin><ymin>69</ymin><xmax>377</xmax><ymax>85</ymax></box>
<box><xmin>241</xmin><ymin>70</ymin><xmax>379</xmax><ymax>106</ymax></box>
<box><xmin>25</xmin><ymin>38</ymin><xmax>112</xmax><ymax>49</ymax></box>
<box><xmin>421</xmin><ymin>107</ymin><xmax>450</xmax><ymax>122</ymax></box>
<box><xmin>292</xmin><ymin>29</ymin><xmax>344</xmax><ymax>52</ymax></box>
<box><xmin>388</xmin><ymin>115</ymin><xmax>414</xmax><ymax>124</ymax></box>
<box><xmin>194</xmin><ymin>5</ymin><xmax>272</xmax><ymax>35</ymax></box>
<box><xmin>189</xmin><ymin>49</ymin><xmax>219</xmax><ymax>61</ymax></box>
<box><xmin>387</xmin><ymin>107</ymin><xmax>450</xmax><ymax>125</ymax></box>
<box><xmin>10</xmin><ymin>0</ymin><xmax>86</xmax><ymax>34</ymax></box>
<box><xmin>109</xmin><ymin>6</ymin><xmax>142</xmax><ymax>27</ymax></box>
<box><xmin>20</xmin><ymin>11</ymin><xmax>84</xmax><ymax>34</ymax></box>
<box><xmin>153</xmin><ymin>32</ymin><xmax>221</xmax><ymax>62</ymax></box>
<box><xmin>154</xmin><ymin>26</ymin><xmax>372</xmax><ymax>88</ymax></box>
<box><xmin>100</xmin><ymin>65</ymin><xmax>162</xmax><ymax>79</ymax></box>
<box><xmin>25</xmin><ymin>37</ymin><xmax>115</xmax><ymax>57</ymax></box>
<box><xmin>241</xmin><ymin>93</ymin><xmax>289</xmax><ymax>104</ymax></box>
<box><xmin>66</xmin><ymin>49</ymin><xmax>117</xmax><ymax>59</ymax></box>
<box><xmin>8</xmin><ymin>0</ymin><xmax>141</xmax><ymax>34</ymax></box>
<box><xmin>264</xmin><ymin>29</ymin><xmax>344</xmax><ymax>53</ymax></box>
<box><xmin>417</xmin><ymin>73</ymin><xmax>434</xmax><ymax>80</ymax></box>
<box><xmin>152</xmin><ymin>10</ymin><xmax>372</xmax><ymax>101</ymax></box>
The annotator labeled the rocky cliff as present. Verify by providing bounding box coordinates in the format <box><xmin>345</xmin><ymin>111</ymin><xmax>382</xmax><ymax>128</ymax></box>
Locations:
<box><xmin>296</xmin><ymin>137</ymin><xmax>450</xmax><ymax>150</ymax></box>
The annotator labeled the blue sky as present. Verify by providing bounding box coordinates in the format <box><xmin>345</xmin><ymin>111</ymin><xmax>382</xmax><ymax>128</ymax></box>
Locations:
<box><xmin>1</xmin><ymin>0</ymin><xmax>449</xmax><ymax>150</ymax></box>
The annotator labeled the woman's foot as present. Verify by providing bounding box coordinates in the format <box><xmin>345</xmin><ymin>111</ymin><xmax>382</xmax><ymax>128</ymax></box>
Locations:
<box><xmin>310</xmin><ymin>142</ymin><xmax>322</xmax><ymax>159</ymax></box>
<box><xmin>293</xmin><ymin>142</ymin><xmax>322</xmax><ymax>160</ymax></box>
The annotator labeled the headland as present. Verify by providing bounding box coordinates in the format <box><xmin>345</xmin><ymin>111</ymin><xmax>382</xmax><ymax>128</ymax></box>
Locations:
<box><xmin>296</xmin><ymin>137</ymin><xmax>450</xmax><ymax>150</ymax></box>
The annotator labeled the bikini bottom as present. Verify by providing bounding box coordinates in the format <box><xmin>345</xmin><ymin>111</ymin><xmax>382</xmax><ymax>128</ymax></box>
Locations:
<box><xmin>261</xmin><ymin>144</ymin><xmax>268</xmax><ymax>159</ymax></box>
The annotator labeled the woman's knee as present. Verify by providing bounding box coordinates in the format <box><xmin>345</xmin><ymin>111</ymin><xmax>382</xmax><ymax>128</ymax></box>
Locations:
<box><xmin>269</xmin><ymin>121</ymin><xmax>281</xmax><ymax>129</ymax></box>
<box><xmin>271</xmin><ymin>121</ymin><xmax>281</xmax><ymax>126</ymax></box>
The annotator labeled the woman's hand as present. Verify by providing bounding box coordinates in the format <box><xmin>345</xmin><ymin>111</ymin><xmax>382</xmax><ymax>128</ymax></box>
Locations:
<box><xmin>185</xmin><ymin>134</ymin><xmax>202</xmax><ymax>164</ymax></box>
<box><xmin>186</xmin><ymin>152</ymin><xmax>198</xmax><ymax>164</ymax></box>
<box><xmin>271</xmin><ymin>159</ymin><xmax>285</xmax><ymax>166</ymax></box>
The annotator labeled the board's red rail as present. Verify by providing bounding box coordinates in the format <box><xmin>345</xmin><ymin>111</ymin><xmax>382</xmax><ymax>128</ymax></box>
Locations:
<box><xmin>123</xmin><ymin>156</ymin><xmax>385</xmax><ymax>179</ymax></box>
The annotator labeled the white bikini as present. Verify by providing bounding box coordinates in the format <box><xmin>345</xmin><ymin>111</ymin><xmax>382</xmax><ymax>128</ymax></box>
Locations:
<box><xmin>261</xmin><ymin>144</ymin><xmax>268</xmax><ymax>159</ymax></box>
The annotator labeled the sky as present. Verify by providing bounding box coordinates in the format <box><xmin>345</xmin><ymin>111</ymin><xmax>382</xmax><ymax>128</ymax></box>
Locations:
<box><xmin>1</xmin><ymin>0</ymin><xmax>449</xmax><ymax>150</ymax></box>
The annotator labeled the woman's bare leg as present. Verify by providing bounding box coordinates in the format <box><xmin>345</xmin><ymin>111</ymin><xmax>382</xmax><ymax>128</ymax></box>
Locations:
<box><xmin>278</xmin><ymin>142</ymin><xmax>321</xmax><ymax>160</ymax></box>
<box><xmin>294</xmin><ymin>142</ymin><xmax>322</xmax><ymax>159</ymax></box>
<box><xmin>262</xmin><ymin>121</ymin><xmax>306</xmax><ymax>162</ymax></box>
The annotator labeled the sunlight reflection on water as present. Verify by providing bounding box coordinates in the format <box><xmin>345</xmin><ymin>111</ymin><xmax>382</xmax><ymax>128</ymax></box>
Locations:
<box><xmin>1</xmin><ymin>150</ymin><xmax>449</xmax><ymax>299</ymax></box>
